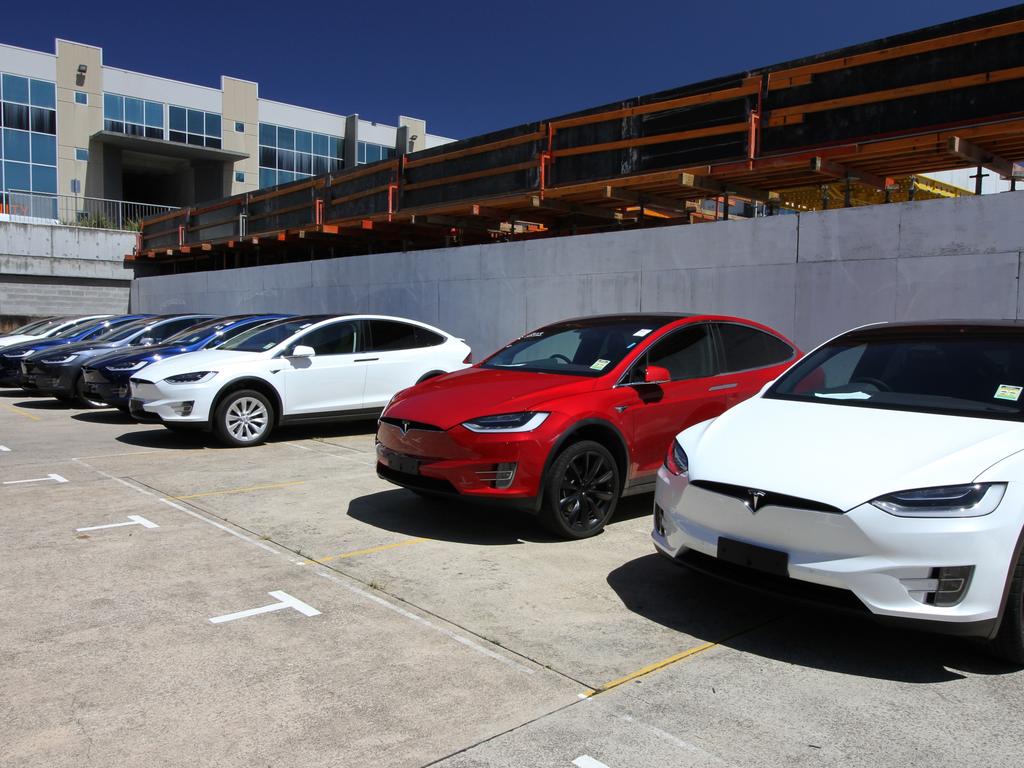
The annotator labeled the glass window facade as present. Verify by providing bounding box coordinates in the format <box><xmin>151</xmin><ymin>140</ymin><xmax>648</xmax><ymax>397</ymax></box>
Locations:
<box><xmin>0</xmin><ymin>72</ymin><xmax>58</xmax><ymax>198</ymax></box>
<box><xmin>167</xmin><ymin>105</ymin><xmax>222</xmax><ymax>148</ymax></box>
<box><xmin>104</xmin><ymin>93</ymin><xmax>165</xmax><ymax>139</ymax></box>
<box><xmin>356</xmin><ymin>141</ymin><xmax>396</xmax><ymax>165</ymax></box>
<box><xmin>257</xmin><ymin>122</ymin><xmax>343</xmax><ymax>188</ymax></box>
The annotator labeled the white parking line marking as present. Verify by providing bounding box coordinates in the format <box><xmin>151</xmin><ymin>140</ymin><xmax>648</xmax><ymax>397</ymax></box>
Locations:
<box><xmin>0</xmin><ymin>445</ymin><xmax>10</xmax><ymax>452</ymax></box>
<box><xmin>573</xmin><ymin>757</ymin><xmax>611</xmax><ymax>768</ymax></box>
<box><xmin>2</xmin><ymin>473</ymin><xmax>67</xmax><ymax>485</ymax></box>
<box><xmin>209</xmin><ymin>590</ymin><xmax>320</xmax><ymax>624</ymax></box>
<box><xmin>76</xmin><ymin>514</ymin><xmax>159</xmax><ymax>532</ymax></box>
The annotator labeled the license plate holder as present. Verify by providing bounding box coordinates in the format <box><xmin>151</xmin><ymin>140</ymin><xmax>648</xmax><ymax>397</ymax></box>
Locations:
<box><xmin>390</xmin><ymin>453</ymin><xmax>420</xmax><ymax>475</ymax></box>
<box><xmin>717</xmin><ymin>537</ymin><xmax>788</xmax><ymax>576</ymax></box>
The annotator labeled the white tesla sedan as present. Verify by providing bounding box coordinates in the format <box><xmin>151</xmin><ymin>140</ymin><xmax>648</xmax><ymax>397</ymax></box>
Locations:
<box><xmin>654</xmin><ymin>321</ymin><xmax>1024</xmax><ymax>662</ymax></box>
<box><xmin>129</xmin><ymin>314</ymin><xmax>471</xmax><ymax>446</ymax></box>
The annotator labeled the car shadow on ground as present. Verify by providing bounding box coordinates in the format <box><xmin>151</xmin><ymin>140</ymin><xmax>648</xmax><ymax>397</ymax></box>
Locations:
<box><xmin>112</xmin><ymin>419</ymin><xmax>382</xmax><ymax>451</ymax></box>
<box><xmin>348</xmin><ymin>490</ymin><xmax>652</xmax><ymax>546</ymax></box>
<box><xmin>11</xmin><ymin>398</ymin><xmax>68</xmax><ymax>409</ymax></box>
<box><xmin>72</xmin><ymin>409</ymin><xmax>135</xmax><ymax>425</ymax></box>
<box><xmin>608</xmin><ymin>553</ymin><xmax>1021</xmax><ymax>683</ymax></box>
<box><xmin>0</xmin><ymin>388</ymin><xmax>38</xmax><ymax>398</ymax></box>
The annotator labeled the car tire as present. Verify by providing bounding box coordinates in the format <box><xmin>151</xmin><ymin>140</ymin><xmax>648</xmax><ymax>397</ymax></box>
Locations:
<box><xmin>539</xmin><ymin>440</ymin><xmax>620</xmax><ymax>540</ymax></box>
<box><xmin>74</xmin><ymin>374</ymin><xmax>105</xmax><ymax>409</ymax></box>
<box><xmin>213</xmin><ymin>389</ymin><xmax>274</xmax><ymax>447</ymax></box>
<box><xmin>989</xmin><ymin>551</ymin><xmax>1024</xmax><ymax>664</ymax></box>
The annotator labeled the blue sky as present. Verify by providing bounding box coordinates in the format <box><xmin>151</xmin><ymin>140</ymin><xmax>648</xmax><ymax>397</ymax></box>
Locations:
<box><xmin>3</xmin><ymin>0</ymin><xmax>1017</xmax><ymax>139</ymax></box>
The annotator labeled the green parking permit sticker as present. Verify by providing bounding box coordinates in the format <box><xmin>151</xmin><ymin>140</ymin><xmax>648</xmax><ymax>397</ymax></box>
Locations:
<box><xmin>591</xmin><ymin>359</ymin><xmax>611</xmax><ymax>371</ymax></box>
<box><xmin>994</xmin><ymin>384</ymin><xmax>1023</xmax><ymax>401</ymax></box>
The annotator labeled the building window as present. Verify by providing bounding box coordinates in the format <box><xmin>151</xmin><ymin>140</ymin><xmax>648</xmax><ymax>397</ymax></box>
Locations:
<box><xmin>104</xmin><ymin>93</ymin><xmax>164</xmax><ymax>139</ymax></box>
<box><xmin>356</xmin><ymin>140</ymin><xmax>396</xmax><ymax>165</ymax></box>
<box><xmin>0</xmin><ymin>72</ymin><xmax>58</xmax><ymax>199</ymax></box>
<box><xmin>256</xmin><ymin>122</ymin><xmax>343</xmax><ymax>188</ymax></box>
<box><xmin>167</xmin><ymin>105</ymin><xmax>221</xmax><ymax>148</ymax></box>
<box><xmin>234</xmin><ymin>171</ymin><xmax>244</xmax><ymax>183</ymax></box>
<box><xmin>74</xmin><ymin>91</ymin><xmax>88</xmax><ymax>105</ymax></box>
<box><xmin>234</xmin><ymin>121</ymin><xmax>244</xmax><ymax>133</ymax></box>
<box><xmin>75</xmin><ymin>147</ymin><xmax>89</xmax><ymax>162</ymax></box>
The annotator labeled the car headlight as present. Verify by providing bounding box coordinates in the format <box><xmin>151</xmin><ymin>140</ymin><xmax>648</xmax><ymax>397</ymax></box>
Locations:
<box><xmin>163</xmin><ymin>371</ymin><xmax>216</xmax><ymax>384</ymax></box>
<box><xmin>664</xmin><ymin>438</ymin><xmax>689</xmax><ymax>477</ymax></box>
<box><xmin>462</xmin><ymin>412</ymin><xmax>549</xmax><ymax>433</ymax></box>
<box><xmin>3</xmin><ymin>350</ymin><xmax>33</xmax><ymax>359</ymax></box>
<box><xmin>40</xmin><ymin>353</ymin><xmax>78</xmax><ymax>364</ymax></box>
<box><xmin>107</xmin><ymin>360</ymin><xmax>147</xmax><ymax>371</ymax></box>
<box><xmin>870</xmin><ymin>483</ymin><xmax>1006</xmax><ymax>518</ymax></box>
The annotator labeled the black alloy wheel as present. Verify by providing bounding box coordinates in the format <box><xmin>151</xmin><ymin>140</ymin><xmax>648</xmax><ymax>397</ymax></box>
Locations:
<box><xmin>540</xmin><ymin>440</ymin><xmax>620</xmax><ymax>539</ymax></box>
<box><xmin>75</xmin><ymin>373</ymin><xmax>106</xmax><ymax>409</ymax></box>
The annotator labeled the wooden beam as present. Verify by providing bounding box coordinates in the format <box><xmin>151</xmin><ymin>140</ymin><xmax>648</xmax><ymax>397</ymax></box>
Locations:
<box><xmin>679</xmin><ymin>173</ymin><xmax>775</xmax><ymax>202</ymax></box>
<box><xmin>947</xmin><ymin>136</ymin><xmax>1018</xmax><ymax>179</ymax></box>
<box><xmin>529</xmin><ymin>195</ymin><xmax>634</xmax><ymax>222</ymax></box>
<box><xmin>810</xmin><ymin>157</ymin><xmax>895</xmax><ymax>190</ymax></box>
<box><xmin>602</xmin><ymin>186</ymin><xmax>692</xmax><ymax>212</ymax></box>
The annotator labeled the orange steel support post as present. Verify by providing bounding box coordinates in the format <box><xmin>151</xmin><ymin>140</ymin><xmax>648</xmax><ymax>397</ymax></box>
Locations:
<box><xmin>315</xmin><ymin>198</ymin><xmax>324</xmax><ymax>226</ymax></box>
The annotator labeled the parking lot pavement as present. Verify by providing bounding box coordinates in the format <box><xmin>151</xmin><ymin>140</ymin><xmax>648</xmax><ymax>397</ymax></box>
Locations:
<box><xmin>3</xmin><ymin>395</ymin><xmax>1024</xmax><ymax>767</ymax></box>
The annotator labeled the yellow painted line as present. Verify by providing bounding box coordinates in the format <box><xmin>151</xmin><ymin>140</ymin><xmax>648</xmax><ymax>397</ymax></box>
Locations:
<box><xmin>171</xmin><ymin>480</ymin><xmax>306</xmax><ymax>500</ymax></box>
<box><xmin>1</xmin><ymin>403</ymin><xmax>41</xmax><ymax>421</ymax></box>
<box><xmin>583</xmin><ymin>641</ymin><xmax>718</xmax><ymax>697</ymax></box>
<box><xmin>300</xmin><ymin>537</ymin><xmax>428</xmax><ymax>565</ymax></box>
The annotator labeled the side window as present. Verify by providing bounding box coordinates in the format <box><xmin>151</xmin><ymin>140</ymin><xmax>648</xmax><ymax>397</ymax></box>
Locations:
<box><xmin>414</xmin><ymin>326</ymin><xmax>445</xmax><ymax>347</ymax></box>
<box><xmin>215</xmin><ymin>322</ymin><xmax>264</xmax><ymax>345</ymax></box>
<box><xmin>716</xmin><ymin>323</ymin><xmax>793</xmax><ymax>372</ymax></box>
<box><xmin>294</xmin><ymin>321</ymin><xmax>358</xmax><ymax>355</ymax></box>
<box><xmin>369</xmin><ymin>320</ymin><xmax>421</xmax><ymax>351</ymax></box>
<box><xmin>632</xmin><ymin>325</ymin><xmax>716</xmax><ymax>382</ymax></box>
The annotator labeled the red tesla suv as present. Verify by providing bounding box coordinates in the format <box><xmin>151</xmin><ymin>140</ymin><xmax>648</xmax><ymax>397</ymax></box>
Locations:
<box><xmin>376</xmin><ymin>313</ymin><xmax>799</xmax><ymax>538</ymax></box>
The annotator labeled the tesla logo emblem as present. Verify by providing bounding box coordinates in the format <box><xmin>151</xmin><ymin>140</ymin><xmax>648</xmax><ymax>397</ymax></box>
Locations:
<box><xmin>400</xmin><ymin>421</ymin><xmax>410</xmax><ymax>435</ymax></box>
<box><xmin>746</xmin><ymin>489</ymin><xmax>767</xmax><ymax>513</ymax></box>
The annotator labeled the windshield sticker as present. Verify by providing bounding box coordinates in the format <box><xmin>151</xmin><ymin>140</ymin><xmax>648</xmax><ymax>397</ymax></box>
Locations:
<box><xmin>633</xmin><ymin>328</ymin><xmax>653</xmax><ymax>337</ymax></box>
<box><xmin>994</xmin><ymin>384</ymin><xmax>1023</xmax><ymax>402</ymax></box>
<box><xmin>591</xmin><ymin>359</ymin><xmax>611</xmax><ymax>371</ymax></box>
<box><xmin>523</xmin><ymin>331</ymin><xmax>544</xmax><ymax>338</ymax></box>
<box><xmin>814</xmin><ymin>391</ymin><xmax>872</xmax><ymax>400</ymax></box>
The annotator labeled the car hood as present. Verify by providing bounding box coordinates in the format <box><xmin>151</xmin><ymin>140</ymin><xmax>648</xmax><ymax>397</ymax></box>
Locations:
<box><xmin>385</xmin><ymin>366</ymin><xmax>596</xmax><ymax>430</ymax></box>
<box><xmin>682</xmin><ymin>396</ymin><xmax>1024</xmax><ymax>511</ymax></box>
<box><xmin>30</xmin><ymin>340</ymin><xmax>129</xmax><ymax>359</ymax></box>
<box><xmin>90</xmin><ymin>344</ymin><xmax>190</xmax><ymax>369</ymax></box>
<box><xmin>0</xmin><ymin>334</ymin><xmax>39</xmax><ymax>348</ymax></box>
<box><xmin>2</xmin><ymin>337</ymin><xmax>72</xmax><ymax>356</ymax></box>
<box><xmin>137</xmin><ymin>348</ymin><xmax>265</xmax><ymax>381</ymax></box>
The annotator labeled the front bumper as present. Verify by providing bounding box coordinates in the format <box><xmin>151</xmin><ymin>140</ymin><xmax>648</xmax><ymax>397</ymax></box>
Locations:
<box><xmin>375</xmin><ymin>418</ymin><xmax>558</xmax><ymax>505</ymax></box>
<box><xmin>128</xmin><ymin>378</ymin><xmax>215</xmax><ymax>425</ymax></box>
<box><xmin>653</xmin><ymin>466</ymin><xmax>1022</xmax><ymax>637</ymax></box>
<box><xmin>82</xmin><ymin>368</ymin><xmax>132</xmax><ymax>406</ymax></box>
<box><xmin>20</xmin><ymin>360</ymin><xmax>77</xmax><ymax>396</ymax></box>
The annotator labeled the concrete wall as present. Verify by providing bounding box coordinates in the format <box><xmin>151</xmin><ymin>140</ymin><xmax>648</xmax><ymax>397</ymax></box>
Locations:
<box><xmin>131</xmin><ymin>192</ymin><xmax>1024</xmax><ymax>356</ymax></box>
<box><xmin>1</xmin><ymin>222</ymin><xmax>134</xmax><ymax>320</ymax></box>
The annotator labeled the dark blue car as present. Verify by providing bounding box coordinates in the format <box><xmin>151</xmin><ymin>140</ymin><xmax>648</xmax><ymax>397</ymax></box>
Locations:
<box><xmin>0</xmin><ymin>315</ymin><xmax>152</xmax><ymax>388</ymax></box>
<box><xmin>81</xmin><ymin>315</ymin><xmax>286</xmax><ymax>410</ymax></box>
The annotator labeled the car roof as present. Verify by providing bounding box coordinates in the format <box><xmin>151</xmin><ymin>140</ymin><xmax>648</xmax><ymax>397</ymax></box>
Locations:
<box><xmin>544</xmin><ymin>313</ymin><xmax>695</xmax><ymax>327</ymax></box>
<box><xmin>843</xmin><ymin>320</ymin><xmax>1024</xmax><ymax>339</ymax></box>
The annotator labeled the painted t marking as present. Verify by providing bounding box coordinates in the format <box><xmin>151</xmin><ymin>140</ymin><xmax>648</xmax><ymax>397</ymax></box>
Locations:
<box><xmin>76</xmin><ymin>515</ymin><xmax>159</xmax><ymax>532</ymax></box>
<box><xmin>209</xmin><ymin>590</ymin><xmax>320</xmax><ymax>624</ymax></box>
<box><xmin>2</xmin><ymin>473</ymin><xmax>67</xmax><ymax>485</ymax></box>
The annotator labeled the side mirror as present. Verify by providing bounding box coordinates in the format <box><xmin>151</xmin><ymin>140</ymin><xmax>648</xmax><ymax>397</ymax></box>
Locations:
<box><xmin>643</xmin><ymin>365</ymin><xmax>671</xmax><ymax>384</ymax></box>
<box><xmin>290</xmin><ymin>345</ymin><xmax>315</xmax><ymax>358</ymax></box>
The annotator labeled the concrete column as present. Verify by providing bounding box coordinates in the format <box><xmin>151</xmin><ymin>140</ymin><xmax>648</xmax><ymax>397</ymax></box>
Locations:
<box><xmin>221</xmin><ymin>76</ymin><xmax>259</xmax><ymax>195</ymax></box>
<box><xmin>344</xmin><ymin>114</ymin><xmax>359</xmax><ymax>169</ymax></box>
<box><xmin>55</xmin><ymin>41</ymin><xmax>103</xmax><ymax>200</ymax></box>
<box><xmin>399</xmin><ymin>116</ymin><xmax>426</xmax><ymax>154</ymax></box>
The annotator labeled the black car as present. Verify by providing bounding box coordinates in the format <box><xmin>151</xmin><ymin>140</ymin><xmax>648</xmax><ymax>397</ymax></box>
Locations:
<box><xmin>20</xmin><ymin>315</ymin><xmax>213</xmax><ymax>406</ymax></box>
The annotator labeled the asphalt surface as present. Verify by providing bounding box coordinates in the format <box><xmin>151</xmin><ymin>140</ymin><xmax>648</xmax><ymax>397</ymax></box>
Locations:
<box><xmin>1</xmin><ymin>391</ymin><xmax>1022</xmax><ymax>767</ymax></box>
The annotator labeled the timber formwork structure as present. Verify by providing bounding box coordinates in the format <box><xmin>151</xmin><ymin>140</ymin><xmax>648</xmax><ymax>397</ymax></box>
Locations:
<box><xmin>133</xmin><ymin>5</ymin><xmax>1024</xmax><ymax>274</ymax></box>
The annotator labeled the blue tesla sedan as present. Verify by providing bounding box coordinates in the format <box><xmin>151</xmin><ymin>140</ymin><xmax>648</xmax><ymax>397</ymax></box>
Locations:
<box><xmin>81</xmin><ymin>314</ymin><xmax>287</xmax><ymax>410</ymax></box>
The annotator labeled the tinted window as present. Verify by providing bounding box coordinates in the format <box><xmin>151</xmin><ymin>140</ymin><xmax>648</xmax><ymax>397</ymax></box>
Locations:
<box><xmin>219</xmin><ymin>318</ymin><xmax>322</xmax><ymax>353</ymax></box>
<box><xmin>717</xmin><ymin>323</ymin><xmax>793</xmax><ymax>372</ymax></box>
<box><xmin>293</xmin><ymin>321</ymin><xmax>358</xmax><ymax>355</ymax></box>
<box><xmin>768</xmin><ymin>328</ymin><xmax>1024</xmax><ymax>420</ymax></box>
<box><xmin>368</xmin><ymin>320</ymin><xmax>420</xmax><ymax>351</ymax></box>
<box><xmin>142</xmin><ymin>317</ymin><xmax>209</xmax><ymax>344</ymax></box>
<box><xmin>631</xmin><ymin>325</ymin><xmax>715</xmax><ymax>382</ymax></box>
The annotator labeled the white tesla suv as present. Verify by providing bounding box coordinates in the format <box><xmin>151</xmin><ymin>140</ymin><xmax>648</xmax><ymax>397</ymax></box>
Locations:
<box><xmin>654</xmin><ymin>321</ymin><xmax>1024</xmax><ymax>662</ymax></box>
<box><xmin>129</xmin><ymin>314</ymin><xmax>471</xmax><ymax>446</ymax></box>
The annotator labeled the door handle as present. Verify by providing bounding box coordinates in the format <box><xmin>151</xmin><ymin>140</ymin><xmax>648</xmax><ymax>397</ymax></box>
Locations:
<box><xmin>355</xmin><ymin>357</ymin><xmax>379</xmax><ymax>362</ymax></box>
<box><xmin>708</xmin><ymin>382</ymin><xmax>738</xmax><ymax>392</ymax></box>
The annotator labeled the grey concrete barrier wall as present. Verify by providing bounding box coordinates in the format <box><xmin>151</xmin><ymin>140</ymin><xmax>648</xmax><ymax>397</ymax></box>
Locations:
<box><xmin>1</xmin><ymin>222</ymin><xmax>135</xmax><ymax>319</ymax></box>
<box><xmin>131</xmin><ymin>192</ymin><xmax>1024</xmax><ymax>357</ymax></box>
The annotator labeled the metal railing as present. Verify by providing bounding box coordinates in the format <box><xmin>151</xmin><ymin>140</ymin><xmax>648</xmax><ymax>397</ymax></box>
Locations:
<box><xmin>0</xmin><ymin>190</ymin><xmax>178</xmax><ymax>231</ymax></box>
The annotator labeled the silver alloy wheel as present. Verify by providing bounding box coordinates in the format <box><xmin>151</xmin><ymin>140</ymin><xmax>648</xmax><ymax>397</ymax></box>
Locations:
<box><xmin>225</xmin><ymin>396</ymin><xmax>269</xmax><ymax>442</ymax></box>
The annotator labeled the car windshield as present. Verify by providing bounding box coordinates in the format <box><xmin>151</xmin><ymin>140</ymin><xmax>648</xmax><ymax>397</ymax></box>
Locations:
<box><xmin>767</xmin><ymin>326</ymin><xmax>1024</xmax><ymax>421</ymax></box>
<box><xmin>482</xmin><ymin>317</ymin><xmax>675</xmax><ymax>377</ymax></box>
<box><xmin>55</xmin><ymin>317</ymin><xmax>109</xmax><ymax>338</ymax></box>
<box><xmin>218</xmin><ymin>318</ymin><xmax>323</xmax><ymax>353</ymax></box>
<box><xmin>93</xmin><ymin>318</ymin><xmax>159</xmax><ymax>343</ymax></box>
<box><xmin>164</xmin><ymin>317</ymin><xmax>243</xmax><ymax>346</ymax></box>
<box><xmin>9</xmin><ymin>317</ymin><xmax>58</xmax><ymax>335</ymax></box>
